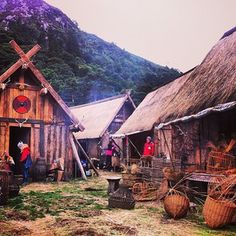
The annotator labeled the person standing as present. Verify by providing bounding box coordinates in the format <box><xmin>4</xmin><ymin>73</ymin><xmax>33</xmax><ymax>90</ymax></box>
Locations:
<box><xmin>143</xmin><ymin>136</ymin><xmax>155</xmax><ymax>156</ymax></box>
<box><xmin>17</xmin><ymin>141</ymin><xmax>32</xmax><ymax>185</ymax></box>
<box><xmin>105</xmin><ymin>139</ymin><xmax>115</xmax><ymax>171</ymax></box>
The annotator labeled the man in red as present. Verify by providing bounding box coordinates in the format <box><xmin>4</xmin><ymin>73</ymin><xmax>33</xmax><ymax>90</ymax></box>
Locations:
<box><xmin>143</xmin><ymin>136</ymin><xmax>155</xmax><ymax>156</ymax></box>
<box><xmin>17</xmin><ymin>141</ymin><xmax>32</xmax><ymax>185</ymax></box>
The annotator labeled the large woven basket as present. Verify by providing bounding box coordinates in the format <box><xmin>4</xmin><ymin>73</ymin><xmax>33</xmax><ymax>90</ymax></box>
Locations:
<box><xmin>203</xmin><ymin>196</ymin><xmax>236</xmax><ymax>229</ymax></box>
<box><xmin>164</xmin><ymin>194</ymin><xmax>189</xmax><ymax>219</ymax></box>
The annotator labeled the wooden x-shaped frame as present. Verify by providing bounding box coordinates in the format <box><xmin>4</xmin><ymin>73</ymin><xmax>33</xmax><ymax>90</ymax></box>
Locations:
<box><xmin>0</xmin><ymin>40</ymin><xmax>41</xmax><ymax>83</ymax></box>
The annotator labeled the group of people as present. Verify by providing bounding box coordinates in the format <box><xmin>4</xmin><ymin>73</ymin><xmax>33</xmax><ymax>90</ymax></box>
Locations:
<box><xmin>1</xmin><ymin>136</ymin><xmax>155</xmax><ymax>182</ymax></box>
<box><xmin>0</xmin><ymin>141</ymin><xmax>32</xmax><ymax>185</ymax></box>
<box><xmin>101</xmin><ymin>136</ymin><xmax>155</xmax><ymax>172</ymax></box>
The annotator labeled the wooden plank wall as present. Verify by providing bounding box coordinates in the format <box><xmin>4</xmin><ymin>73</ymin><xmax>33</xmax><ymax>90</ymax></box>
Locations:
<box><xmin>0</xmin><ymin>87</ymin><xmax>67</xmax><ymax>123</ymax></box>
<box><xmin>155</xmin><ymin>126</ymin><xmax>173</xmax><ymax>159</ymax></box>
<box><xmin>0</xmin><ymin>80</ymin><xmax>74</xmax><ymax>178</ymax></box>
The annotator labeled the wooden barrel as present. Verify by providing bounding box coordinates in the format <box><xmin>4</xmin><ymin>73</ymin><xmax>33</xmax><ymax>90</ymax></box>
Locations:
<box><xmin>8</xmin><ymin>172</ymin><xmax>20</xmax><ymax>198</ymax></box>
<box><xmin>33</xmin><ymin>158</ymin><xmax>47</xmax><ymax>182</ymax></box>
<box><xmin>0</xmin><ymin>170</ymin><xmax>9</xmax><ymax>205</ymax></box>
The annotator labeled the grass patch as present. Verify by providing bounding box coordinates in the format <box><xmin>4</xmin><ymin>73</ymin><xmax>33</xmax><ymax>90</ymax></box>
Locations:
<box><xmin>6</xmin><ymin>190</ymin><xmax>63</xmax><ymax>220</ymax></box>
<box><xmin>1</xmin><ymin>180</ymin><xmax>108</xmax><ymax>221</ymax></box>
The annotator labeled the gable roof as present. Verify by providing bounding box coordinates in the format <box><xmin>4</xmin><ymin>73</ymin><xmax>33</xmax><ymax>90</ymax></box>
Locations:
<box><xmin>114</xmin><ymin>70</ymin><xmax>193</xmax><ymax>136</ymax></box>
<box><xmin>0</xmin><ymin>40</ymin><xmax>84</xmax><ymax>130</ymax></box>
<box><xmin>71</xmin><ymin>93</ymin><xmax>136</xmax><ymax>139</ymax></box>
<box><xmin>115</xmin><ymin>28</ymin><xmax>236</xmax><ymax>136</ymax></box>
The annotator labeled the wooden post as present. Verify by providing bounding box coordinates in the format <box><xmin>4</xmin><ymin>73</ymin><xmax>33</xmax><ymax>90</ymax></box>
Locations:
<box><xmin>73</xmin><ymin>137</ymin><xmax>99</xmax><ymax>176</ymax></box>
<box><xmin>161</xmin><ymin>128</ymin><xmax>175</xmax><ymax>171</ymax></box>
<box><xmin>39</xmin><ymin>121</ymin><xmax>45</xmax><ymax>157</ymax></box>
<box><xmin>69</xmin><ymin>133</ymin><xmax>87</xmax><ymax>180</ymax></box>
<box><xmin>125</xmin><ymin>136</ymin><xmax>129</xmax><ymax>166</ymax></box>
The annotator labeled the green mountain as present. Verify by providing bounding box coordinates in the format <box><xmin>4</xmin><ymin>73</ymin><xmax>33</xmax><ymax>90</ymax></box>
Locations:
<box><xmin>0</xmin><ymin>0</ymin><xmax>181</xmax><ymax>105</ymax></box>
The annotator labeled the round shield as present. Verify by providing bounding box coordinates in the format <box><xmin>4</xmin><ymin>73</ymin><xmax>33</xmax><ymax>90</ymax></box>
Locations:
<box><xmin>13</xmin><ymin>95</ymin><xmax>31</xmax><ymax>114</ymax></box>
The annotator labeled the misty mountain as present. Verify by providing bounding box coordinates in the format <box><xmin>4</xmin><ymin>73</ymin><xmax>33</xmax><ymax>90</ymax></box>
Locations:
<box><xmin>0</xmin><ymin>0</ymin><xmax>181</xmax><ymax>105</ymax></box>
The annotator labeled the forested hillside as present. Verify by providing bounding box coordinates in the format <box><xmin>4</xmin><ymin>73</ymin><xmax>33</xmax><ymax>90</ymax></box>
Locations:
<box><xmin>0</xmin><ymin>0</ymin><xmax>181</xmax><ymax>105</ymax></box>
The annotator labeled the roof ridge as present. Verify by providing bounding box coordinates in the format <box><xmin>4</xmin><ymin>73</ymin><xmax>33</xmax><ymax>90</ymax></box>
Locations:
<box><xmin>70</xmin><ymin>93</ymin><xmax>127</xmax><ymax>109</ymax></box>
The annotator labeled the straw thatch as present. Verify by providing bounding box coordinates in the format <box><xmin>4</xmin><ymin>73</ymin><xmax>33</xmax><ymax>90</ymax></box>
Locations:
<box><xmin>114</xmin><ymin>71</ymin><xmax>192</xmax><ymax>136</ymax></box>
<box><xmin>160</xmin><ymin>29</ymin><xmax>236</xmax><ymax>123</ymax></box>
<box><xmin>71</xmin><ymin>94</ymin><xmax>135</xmax><ymax>139</ymax></box>
<box><xmin>115</xmin><ymin>29</ymin><xmax>236</xmax><ymax>136</ymax></box>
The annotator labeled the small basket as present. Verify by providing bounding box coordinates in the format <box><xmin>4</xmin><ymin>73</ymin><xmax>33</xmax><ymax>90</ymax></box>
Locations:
<box><xmin>164</xmin><ymin>191</ymin><xmax>189</xmax><ymax>219</ymax></box>
<box><xmin>203</xmin><ymin>196</ymin><xmax>236</xmax><ymax>229</ymax></box>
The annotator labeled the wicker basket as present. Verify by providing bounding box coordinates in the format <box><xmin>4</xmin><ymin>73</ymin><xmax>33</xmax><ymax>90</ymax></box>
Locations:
<box><xmin>122</xmin><ymin>173</ymin><xmax>141</xmax><ymax>187</ymax></box>
<box><xmin>164</xmin><ymin>193</ymin><xmax>190</xmax><ymax>219</ymax></box>
<box><xmin>207</xmin><ymin>151</ymin><xmax>236</xmax><ymax>172</ymax></box>
<box><xmin>203</xmin><ymin>196</ymin><xmax>236</xmax><ymax>229</ymax></box>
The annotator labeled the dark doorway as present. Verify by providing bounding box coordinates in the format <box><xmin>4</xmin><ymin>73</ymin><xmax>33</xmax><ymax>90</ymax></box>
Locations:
<box><xmin>9</xmin><ymin>127</ymin><xmax>31</xmax><ymax>174</ymax></box>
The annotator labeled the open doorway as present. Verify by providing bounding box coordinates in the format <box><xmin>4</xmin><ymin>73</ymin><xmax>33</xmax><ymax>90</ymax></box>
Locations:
<box><xmin>9</xmin><ymin>127</ymin><xmax>31</xmax><ymax>174</ymax></box>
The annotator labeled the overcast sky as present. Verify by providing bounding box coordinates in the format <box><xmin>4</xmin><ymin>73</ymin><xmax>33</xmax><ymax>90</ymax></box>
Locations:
<box><xmin>45</xmin><ymin>0</ymin><xmax>235</xmax><ymax>72</ymax></box>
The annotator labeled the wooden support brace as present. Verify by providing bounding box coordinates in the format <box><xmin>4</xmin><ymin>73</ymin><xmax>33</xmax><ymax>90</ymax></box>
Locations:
<box><xmin>69</xmin><ymin>133</ymin><xmax>87</xmax><ymax>180</ymax></box>
<box><xmin>73</xmin><ymin>136</ymin><xmax>99</xmax><ymax>176</ymax></box>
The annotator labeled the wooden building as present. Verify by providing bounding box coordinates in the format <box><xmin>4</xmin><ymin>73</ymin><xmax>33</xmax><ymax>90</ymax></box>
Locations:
<box><xmin>113</xmin><ymin>70</ymin><xmax>192</xmax><ymax>164</ymax></box>
<box><xmin>114</xmin><ymin>27</ymin><xmax>236</xmax><ymax>184</ymax></box>
<box><xmin>155</xmin><ymin>27</ymin><xmax>236</xmax><ymax>173</ymax></box>
<box><xmin>0</xmin><ymin>40</ymin><xmax>84</xmax><ymax>179</ymax></box>
<box><xmin>71</xmin><ymin>94</ymin><xmax>136</xmax><ymax>160</ymax></box>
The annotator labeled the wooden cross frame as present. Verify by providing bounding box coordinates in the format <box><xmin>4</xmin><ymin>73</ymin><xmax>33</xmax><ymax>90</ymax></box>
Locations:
<box><xmin>0</xmin><ymin>40</ymin><xmax>41</xmax><ymax>82</ymax></box>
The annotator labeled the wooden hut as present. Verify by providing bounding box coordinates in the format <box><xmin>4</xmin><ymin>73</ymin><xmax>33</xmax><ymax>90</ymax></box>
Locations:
<box><xmin>71</xmin><ymin>94</ymin><xmax>136</xmax><ymax>161</ymax></box>
<box><xmin>114</xmin><ymin>27</ymin><xmax>236</xmax><ymax>185</ymax></box>
<box><xmin>0</xmin><ymin>40</ymin><xmax>84</xmax><ymax>180</ymax></box>
<box><xmin>113</xmin><ymin>70</ymin><xmax>193</xmax><ymax>165</ymax></box>
<box><xmin>154</xmin><ymin>28</ymin><xmax>236</xmax><ymax>173</ymax></box>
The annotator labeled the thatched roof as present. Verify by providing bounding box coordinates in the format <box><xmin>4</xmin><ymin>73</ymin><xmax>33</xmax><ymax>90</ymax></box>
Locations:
<box><xmin>115</xmin><ymin>28</ymin><xmax>236</xmax><ymax>136</ymax></box>
<box><xmin>71</xmin><ymin>94</ymin><xmax>136</xmax><ymax>139</ymax></box>
<box><xmin>159</xmin><ymin>29</ymin><xmax>236</xmax><ymax>123</ymax></box>
<box><xmin>114</xmin><ymin>71</ymin><xmax>192</xmax><ymax>136</ymax></box>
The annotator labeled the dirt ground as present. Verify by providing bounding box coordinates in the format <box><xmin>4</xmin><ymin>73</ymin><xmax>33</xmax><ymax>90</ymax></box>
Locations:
<box><xmin>0</xmin><ymin>171</ymin><xmax>235</xmax><ymax>236</ymax></box>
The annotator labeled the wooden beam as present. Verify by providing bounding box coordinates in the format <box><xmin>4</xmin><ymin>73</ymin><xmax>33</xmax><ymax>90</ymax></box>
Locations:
<box><xmin>0</xmin><ymin>60</ymin><xmax>22</xmax><ymax>82</ymax></box>
<box><xmin>40</xmin><ymin>121</ymin><xmax>45</xmax><ymax>157</ymax></box>
<box><xmin>69</xmin><ymin>133</ymin><xmax>87</xmax><ymax>180</ymax></box>
<box><xmin>73</xmin><ymin>136</ymin><xmax>99</xmax><ymax>176</ymax></box>
<box><xmin>27</xmin><ymin>62</ymin><xmax>84</xmax><ymax>130</ymax></box>
<box><xmin>0</xmin><ymin>117</ymin><xmax>42</xmax><ymax>124</ymax></box>
<box><xmin>161</xmin><ymin>128</ymin><xmax>175</xmax><ymax>171</ymax></box>
<box><xmin>0</xmin><ymin>43</ymin><xmax>41</xmax><ymax>83</ymax></box>
<box><xmin>9</xmin><ymin>40</ymin><xmax>41</xmax><ymax>63</ymax></box>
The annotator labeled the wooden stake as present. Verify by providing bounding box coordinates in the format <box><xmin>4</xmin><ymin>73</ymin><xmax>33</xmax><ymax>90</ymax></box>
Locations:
<box><xmin>69</xmin><ymin>133</ymin><xmax>87</xmax><ymax>180</ymax></box>
<box><xmin>73</xmin><ymin>137</ymin><xmax>99</xmax><ymax>176</ymax></box>
<box><xmin>161</xmin><ymin>128</ymin><xmax>175</xmax><ymax>171</ymax></box>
